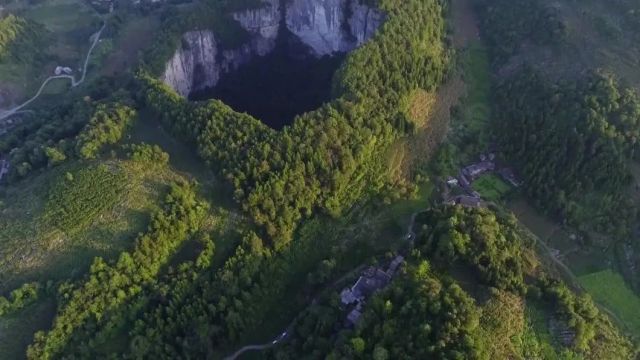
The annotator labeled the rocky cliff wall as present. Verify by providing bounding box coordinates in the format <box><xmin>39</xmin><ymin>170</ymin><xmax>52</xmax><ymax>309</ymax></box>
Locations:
<box><xmin>163</xmin><ymin>0</ymin><xmax>384</xmax><ymax>97</ymax></box>
<box><xmin>285</xmin><ymin>0</ymin><xmax>384</xmax><ymax>56</ymax></box>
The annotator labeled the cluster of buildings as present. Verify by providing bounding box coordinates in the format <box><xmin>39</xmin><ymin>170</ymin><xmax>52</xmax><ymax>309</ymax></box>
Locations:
<box><xmin>444</xmin><ymin>153</ymin><xmax>521</xmax><ymax>208</ymax></box>
<box><xmin>340</xmin><ymin>255</ymin><xmax>404</xmax><ymax>325</ymax></box>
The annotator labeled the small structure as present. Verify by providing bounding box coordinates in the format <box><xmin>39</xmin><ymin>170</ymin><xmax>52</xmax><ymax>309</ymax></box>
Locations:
<box><xmin>341</xmin><ymin>256</ymin><xmax>405</xmax><ymax>325</ymax></box>
<box><xmin>458</xmin><ymin>173</ymin><xmax>471</xmax><ymax>188</ymax></box>
<box><xmin>347</xmin><ymin>308</ymin><xmax>363</xmax><ymax>324</ymax></box>
<box><xmin>340</xmin><ymin>288</ymin><xmax>358</xmax><ymax>305</ymax></box>
<box><xmin>462</xmin><ymin>161</ymin><xmax>495</xmax><ymax>180</ymax></box>
<box><xmin>498</xmin><ymin>168</ymin><xmax>522</xmax><ymax>187</ymax></box>
<box><xmin>387</xmin><ymin>255</ymin><xmax>404</xmax><ymax>276</ymax></box>
<box><xmin>446</xmin><ymin>176</ymin><xmax>459</xmax><ymax>187</ymax></box>
<box><xmin>453</xmin><ymin>195</ymin><xmax>481</xmax><ymax>208</ymax></box>
<box><xmin>54</xmin><ymin>66</ymin><xmax>73</xmax><ymax>76</ymax></box>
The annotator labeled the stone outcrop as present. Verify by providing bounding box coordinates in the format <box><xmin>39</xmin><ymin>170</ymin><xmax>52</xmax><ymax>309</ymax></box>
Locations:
<box><xmin>232</xmin><ymin>0</ymin><xmax>281</xmax><ymax>56</ymax></box>
<box><xmin>285</xmin><ymin>0</ymin><xmax>384</xmax><ymax>56</ymax></box>
<box><xmin>163</xmin><ymin>0</ymin><xmax>384</xmax><ymax>97</ymax></box>
<box><xmin>163</xmin><ymin>30</ymin><xmax>218</xmax><ymax>97</ymax></box>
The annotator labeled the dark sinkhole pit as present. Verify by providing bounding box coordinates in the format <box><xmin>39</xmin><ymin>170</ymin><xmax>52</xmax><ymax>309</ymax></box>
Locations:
<box><xmin>189</xmin><ymin>29</ymin><xmax>346</xmax><ymax>130</ymax></box>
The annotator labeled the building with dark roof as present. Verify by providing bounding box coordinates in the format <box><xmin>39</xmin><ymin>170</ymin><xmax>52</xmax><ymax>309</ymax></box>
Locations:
<box><xmin>462</xmin><ymin>161</ymin><xmax>495</xmax><ymax>179</ymax></box>
<box><xmin>454</xmin><ymin>195</ymin><xmax>481</xmax><ymax>208</ymax></box>
<box><xmin>498</xmin><ymin>168</ymin><xmax>522</xmax><ymax>187</ymax></box>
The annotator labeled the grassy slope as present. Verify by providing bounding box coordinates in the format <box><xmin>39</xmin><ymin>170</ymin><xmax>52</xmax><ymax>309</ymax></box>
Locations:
<box><xmin>579</xmin><ymin>269</ymin><xmax>640</xmax><ymax>337</ymax></box>
<box><xmin>0</xmin><ymin>157</ymin><xmax>184</xmax><ymax>293</ymax></box>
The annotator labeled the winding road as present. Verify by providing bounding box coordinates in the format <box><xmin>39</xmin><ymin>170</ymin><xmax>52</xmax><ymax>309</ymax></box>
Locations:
<box><xmin>0</xmin><ymin>22</ymin><xmax>106</xmax><ymax>121</ymax></box>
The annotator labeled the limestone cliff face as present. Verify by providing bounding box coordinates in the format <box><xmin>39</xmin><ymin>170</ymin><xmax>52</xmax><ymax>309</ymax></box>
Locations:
<box><xmin>348</xmin><ymin>1</ymin><xmax>385</xmax><ymax>45</ymax></box>
<box><xmin>233</xmin><ymin>0</ymin><xmax>281</xmax><ymax>56</ymax></box>
<box><xmin>285</xmin><ymin>0</ymin><xmax>384</xmax><ymax>56</ymax></box>
<box><xmin>163</xmin><ymin>30</ymin><xmax>218</xmax><ymax>97</ymax></box>
<box><xmin>162</xmin><ymin>0</ymin><xmax>383</xmax><ymax>97</ymax></box>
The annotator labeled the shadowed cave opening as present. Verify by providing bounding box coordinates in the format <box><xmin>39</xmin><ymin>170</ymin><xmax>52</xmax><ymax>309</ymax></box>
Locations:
<box><xmin>189</xmin><ymin>27</ymin><xmax>346</xmax><ymax>130</ymax></box>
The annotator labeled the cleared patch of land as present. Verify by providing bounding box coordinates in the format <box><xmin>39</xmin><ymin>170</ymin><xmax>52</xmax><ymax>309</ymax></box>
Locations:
<box><xmin>472</xmin><ymin>173</ymin><xmax>511</xmax><ymax>201</ymax></box>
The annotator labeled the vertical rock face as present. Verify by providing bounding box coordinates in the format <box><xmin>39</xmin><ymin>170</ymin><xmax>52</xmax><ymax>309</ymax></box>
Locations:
<box><xmin>233</xmin><ymin>0</ymin><xmax>281</xmax><ymax>56</ymax></box>
<box><xmin>162</xmin><ymin>0</ymin><xmax>384</xmax><ymax>97</ymax></box>
<box><xmin>285</xmin><ymin>0</ymin><xmax>384</xmax><ymax>56</ymax></box>
<box><xmin>348</xmin><ymin>1</ymin><xmax>385</xmax><ymax>45</ymax></box>
<box><xmin>163</xmin><ymin>30</ymin><xmax>218</xmax><ymax>97</ymax></box>
<box><xmin>285</xmin><ymin>0</ymin><xmax>351</xmax><ymax>55</ymax></box>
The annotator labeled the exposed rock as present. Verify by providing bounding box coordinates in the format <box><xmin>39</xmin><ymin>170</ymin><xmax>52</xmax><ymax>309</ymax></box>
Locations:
<box><xmin>286</xmin><ymin>0</ymin><xmax>384</xmax><ymax>56</ymax></box>
<box><xmin>163</xmin><ymin>30</ymin><xmax>218</xmax><ymax>97</ymax></box>
<box><xmin>162</xmin><ymin>0</ymin><xmax>384</xmax><ymax>96</ymax></box>
<box><xmin>233</xmin><ymin>0</ymin><xmax>281</xmax><ymax>56</ymax></box>
<box><xmin>285</xmin><ymin>0</ymin><xmax>351</xmax><ymax>55</ymax></box>
<box><xmin>348</xmin><ymin>1</ymin><xmax>385</xmax><ymax>45</ymax></box>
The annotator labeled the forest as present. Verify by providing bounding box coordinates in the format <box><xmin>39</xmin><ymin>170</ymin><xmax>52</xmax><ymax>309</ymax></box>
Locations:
<box><xmin>493</xmin><ymin>68</ymin><xmax>640</xmax><ymax>237</ymax></box>
<box><xmin>474</xmin><ymin>0</ymin><xmax>566</xmax><ymax>64</ymax></box>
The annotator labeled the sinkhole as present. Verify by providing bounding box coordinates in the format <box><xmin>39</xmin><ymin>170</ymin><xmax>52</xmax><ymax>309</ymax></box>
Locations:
<box><xmin>189</xmin><ymin>28</ymin><xmax>346</xmax><ymax>130</ymax></box>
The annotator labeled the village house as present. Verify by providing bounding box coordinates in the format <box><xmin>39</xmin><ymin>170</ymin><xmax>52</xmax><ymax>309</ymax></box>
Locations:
<box><xmin>453</xmin><ymin>195</ymin><xmax>481</xmax><ymax>208</ymax></box>
<box><xmin>497</xmin><ymin>168</ymin><xmax>522</xmax><ymax>187</ymax></box>
<box><xmin>340</xmin><ymin>255</ymin><xmax>405</xmax><ymax>325</ymax></box>
<box><xmin>462</xmin><ymin>161</ymin><xmax>495</xmax><ymax>180</ymax></box>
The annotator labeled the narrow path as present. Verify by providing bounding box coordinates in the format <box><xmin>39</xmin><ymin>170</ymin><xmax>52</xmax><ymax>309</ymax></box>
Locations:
<box><xmin>0</xmin><ymin>22</ymin><xmax>106</xmax><ymax>121</ymax></box>
<box><xmin>223</xmin><ymin>330</ymin><xmax>289</xmax><ymax>360</ymax></box>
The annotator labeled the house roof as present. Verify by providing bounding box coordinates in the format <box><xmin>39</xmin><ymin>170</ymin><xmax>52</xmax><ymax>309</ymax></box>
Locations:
<box><xmin>347</xmin><ymin>308</ymin><xmax>362</xmax><ymax>324</ymax></box>
<box><xmin>456</xmin><ymin>195</ymin><xmax>481</xmax><ymax>208</ymax></box>
<box><xmin>340</xmin><ymin>288</ymin><xmax>358</xmax><ymax>305</ymax></box>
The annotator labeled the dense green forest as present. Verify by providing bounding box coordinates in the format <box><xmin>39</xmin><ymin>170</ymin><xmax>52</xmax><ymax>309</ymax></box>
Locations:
<box><xmin>474</xmin><ymin>0</ymin><xmax>565</xmax><ymax>64</ymax></box>
<box><xmin>493</xmin><ymin>69</ymin><xmax>639</xmax><ymax>237</ymax></box>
